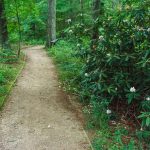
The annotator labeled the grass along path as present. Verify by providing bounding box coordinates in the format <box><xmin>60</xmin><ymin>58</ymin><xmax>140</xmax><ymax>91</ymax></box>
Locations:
<box><xmin>0</xmin><ymin>46</ymin><xmax>91</xmax><ymax>150</ymax></box>
<box><xmin>0</xmin><ymin>52</ymin><xmax>25</xmax><ymax>108</ymax></box>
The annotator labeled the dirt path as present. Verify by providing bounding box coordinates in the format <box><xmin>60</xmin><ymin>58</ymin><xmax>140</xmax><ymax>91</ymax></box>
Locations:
<box><xmin>0</xmin><ymin>46</ymin><xmax>91</xmax><ymax>150</ymax></box>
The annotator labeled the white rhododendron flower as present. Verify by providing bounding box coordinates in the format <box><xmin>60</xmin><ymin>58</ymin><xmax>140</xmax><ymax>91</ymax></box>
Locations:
<box><xmin>69</xmin><ymin>30</ymin><xmax>73</xmax><ymax>33</ymax></box>
<box><xmin>139</xmin><ymin>27</ymin><xmax>144</xmax><ymax>31</ymax></box>
<box><xmin>123</xmin><ymin>19</ymin><xmax>128</xmax><ymax>22</ymax></box>
<box><xmin>130</xmin><ymin>87</ymin><xmax>136</xmax><ymax>92</ymax></box>
<box><xmin>136</xmin><ymin>26</ymin><xmax>145</xmax><ymax>31</ymax></box>
<box><xmin>77</xmin><ymin>44</ymin><xmax>80</xmax><ymax>47</ymax></box>
<box><xmin>107</xmin><ymin>17</ymin><xmax>112</xmax><ymax>21</ymax></box>
<box><xmin>99</xmin><ymin>35</ymin><xmax>104</xmax><ymax>41</ymax></box>
<box><xmin>84</xmin><ymin>29</ymin><xmax>88</xmax><ymax>32</ymax></box>
<box><xmin>107</xmin><ymin>53</ymin><xmax>111</xmax><ymax>57</ymax></box>
<box><xmin>140</xmin><ymin>127</ymin><xmax>143</xmax><ymax>131</ymax></box>
<box><xmin>147</xmin><ymin>28</ymin><xmax>150</xmax><ymax>32</ymax></box>
<box><xmin>66</xmin><ymin>19</ymin><xmax>71</xmax><ymax>24</ymax></box>
<box><xmin>146</xmin><ymin>97</ymin><xmax>150</xmax><ymax>101</ymax></box>
<box><xmin>85</xmin><ymin>73</ymin><xmax>89</xmax><ymax>77</ymax></box>
<box><xmin>106</xmin><ymin>109</ymin><xmax>112</xmax><ymax>114</ymax></box>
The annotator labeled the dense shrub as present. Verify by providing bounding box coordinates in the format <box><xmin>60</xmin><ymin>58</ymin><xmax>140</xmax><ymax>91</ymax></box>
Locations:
<box><xmin>79</xmin><ymin>0</ymin><xmax>150</xmax><ymax>148</ymax></box>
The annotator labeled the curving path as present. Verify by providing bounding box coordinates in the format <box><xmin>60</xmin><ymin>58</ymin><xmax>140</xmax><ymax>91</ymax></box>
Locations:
<box><xmin>0</xmin><ymin>46</ymin><xmax>90</xmax><ymax>150</ymax></box>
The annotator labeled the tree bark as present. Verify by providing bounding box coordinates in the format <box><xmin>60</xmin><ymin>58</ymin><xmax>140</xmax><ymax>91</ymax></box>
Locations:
<box><xmin>0</xmin><ymin>0</ymin><xmax>9</xmax><ymax>49</ymax></box>
<box><xmin>47</xmin><ymin>0</ymin><xmax>56</xmax><ymax>47</ymax></box>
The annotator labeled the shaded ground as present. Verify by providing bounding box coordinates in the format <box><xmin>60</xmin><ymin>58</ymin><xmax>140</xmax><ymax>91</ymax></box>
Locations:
<box><xmin>0</xmin><ymin>46</ymin><xmax>91</xmax><ymax>150</ymax></box>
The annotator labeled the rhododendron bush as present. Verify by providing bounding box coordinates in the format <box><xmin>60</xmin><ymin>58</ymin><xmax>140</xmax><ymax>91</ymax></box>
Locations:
<box><xmin>78</xmin><ymin>0</ymin><xmax>150</xmax><ymax>146</ymax></box>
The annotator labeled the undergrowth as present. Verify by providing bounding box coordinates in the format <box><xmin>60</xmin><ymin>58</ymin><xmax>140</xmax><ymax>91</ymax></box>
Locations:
<box><xmin>48</xmin><ymin>40</ymin><xmax>84</xmax><ymax>92</ymax></box>
<box><xmin>0</xmin><ymin>48</ymin><xmax>25</xmax><ymax>108</ymax></box>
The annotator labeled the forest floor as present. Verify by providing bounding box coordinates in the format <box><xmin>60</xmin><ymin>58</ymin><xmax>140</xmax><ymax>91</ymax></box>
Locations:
<box><xmin>0</xmin><ymin>46</ymin><xmax>91</xmax><ymax>150</ymax></box>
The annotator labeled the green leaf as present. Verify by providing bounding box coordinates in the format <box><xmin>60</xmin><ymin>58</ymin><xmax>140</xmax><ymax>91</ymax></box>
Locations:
<box><xmin>146</xmin><ymin>117</ymin><xmax>150</xmax><ymax>127</ymax></box>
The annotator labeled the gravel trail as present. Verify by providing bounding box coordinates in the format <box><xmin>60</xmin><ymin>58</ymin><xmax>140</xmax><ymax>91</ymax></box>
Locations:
<box><xmin>0</xmin><ymin>46</ymin><xmax>90</xmax><ymax>150</ymax></box>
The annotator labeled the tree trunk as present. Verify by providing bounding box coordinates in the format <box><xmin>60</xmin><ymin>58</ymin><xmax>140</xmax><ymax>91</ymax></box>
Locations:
<box><xmin>14</xmin><ymin>0</ymin><xmax>21</xmax><ymax>57</ymax></box>
<box><xmin>91</xmin><ymin>0</ymin><xmax>101</xmax><ymax>50</ymax></box>
<box><xmin>47</xmin><ymin>0</ymin><xmax>56</xmax><ymax>47</ymax></box>
<box><xmin>0</xmin><ymin>0</ymin><xmax>9</xmax><ymax>49</ymax></box>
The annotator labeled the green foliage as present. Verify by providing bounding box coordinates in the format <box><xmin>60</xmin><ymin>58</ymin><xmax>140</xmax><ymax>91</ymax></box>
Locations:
<box><xmin>80</xmin><ymin>0</ymin><xmax>149</xmax><ymax>116</ymax></box>
<box><xmin>48</xmin><ymin>40</ymin><xmax>84</xmax><ymax>92</ymax></box>
<box><xmin>138</xmin><ymin>112</ymin><xmax>150</xmax><ymax>127</ymax></box>
<box><xmin>0</xmin><ymin>49</ymin><xmax>18</xmax><ymax>63</ymax></box>
<box><xmin>57</xmin><ymin>0</ymin><xmax>92</xmax><ymax>33</ymax></box>
<box><xmin>75</xmin><ymin>0</ymin><xmax>149</xmax><ymax>148</ymax></box>
<box><xmin>24</xmin><ymin>39</ymin><xmax>45</xmax><ymax>45</ymax></box>
<box><xmin>0</xmin><ymin>73</ymin><xmax>7</xmax><ymax>85</ymax></box>
<box><xmin>83</xmin><ymin>100</ymin><xmax>109</xmax><ymax>129</ymax></box>
<box><xmin>93</xmin><ymin>129</ymin><xmax>137</xmax><ymax>150</ymax></box>
<box><xmin>5</xmin><ymin>0</ymin><xmax>47</xmax><ymax>43</ymax></box>
<box><xmin>0</xmin><ymin>64</ymin><xmax>19</xmax><ymax>107</ymax></box>
<box><xmin>0</xmin><ymin>48</ymin><xmax>24</xmax><ymax>108</ymax></box>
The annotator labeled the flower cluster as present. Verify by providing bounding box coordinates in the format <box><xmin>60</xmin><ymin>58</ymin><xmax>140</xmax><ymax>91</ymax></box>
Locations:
<box><xmin>84</xmin><ymin>29</ymin><xmax>88</xmax><ymax>33</ymax></box>
<box><xmin>68</xmin><ymin>30</ymin><xmax>73</xmax><ymax>34</ymax></box>
<box><xmin>130</xmin><ymin>87</ymin><xmax>136</xmax><ymax>93</ymax></box>
<box><xmin>135</xmin><ymin>26</ymin><xmax>150</xmax><ymax>32</ymax></box>
<box><xmin>123</xmin><ymin>19</ymin><xmax>128</xmax><ymax>23</ymax></box>
<box><xmin>85</xmin><ymin>73</ymin><xmax>89</xmax><ymax>77</ymax></box>
<box><xmin>99</xmin><ymin>35</ymin><xmax>104</xmax><ymax>41</ymax></box>
<box><xmin>106</xmin><ymin>53</ymin><xmax>111</xmax><ymax>57</ymax></box>
<box><xmin>77</xmin><ymin>44</ymin><xmax>80</xmax><ymax>47</ymax></box>
<box><xmin>86</xmin><ymin>59</ymin><xmax>89</xmax><ymax>63</ymax></box>
<box><xmin>106</xmin><ymin>109</ymin><xmax>112</xmax><ymax>114</ymax></box>
<box><xmin>66</xmin><ymin>19</ymin><xmax>71</xmax><ymax>24</ymax></box>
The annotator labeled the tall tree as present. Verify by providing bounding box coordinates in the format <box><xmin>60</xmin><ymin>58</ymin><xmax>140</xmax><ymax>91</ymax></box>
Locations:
<box><xmin>0</xmin><ymin>0</ymin><xmax>9</xmax><ymax>48</ymax></box>
<box><xmin>13</xmin><ymin>0</ymin><xmax>21</xmax><ymax>57</ymax></box>
<box><xmin>47</xmin><ymin>0</ymin><xmax>56</xmax><ymax>47</ymax></box>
